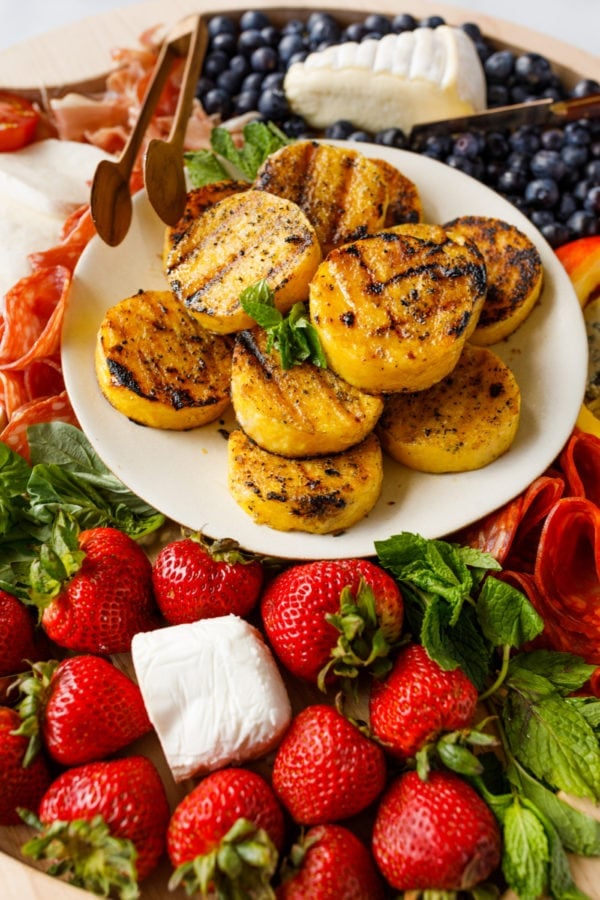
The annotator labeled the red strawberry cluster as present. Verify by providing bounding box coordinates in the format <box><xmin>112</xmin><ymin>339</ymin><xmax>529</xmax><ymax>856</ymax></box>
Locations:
<box><xmin>1</xmin><ymin>531</ymin><xmax>502</xmax><ymax>898</ymax></box>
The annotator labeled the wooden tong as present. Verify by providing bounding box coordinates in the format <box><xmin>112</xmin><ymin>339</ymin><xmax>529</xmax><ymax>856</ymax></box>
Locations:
<box><xmin>90</xmin><ymin>14</ymin><xmax>207</xmax><ymax>247</ymax></box>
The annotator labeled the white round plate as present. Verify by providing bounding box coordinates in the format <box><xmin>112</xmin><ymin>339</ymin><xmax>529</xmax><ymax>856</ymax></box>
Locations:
<box><xmin>62</xmin><ymin>142</ymin><xmax>587</xmax><ymax>559</ymax></box>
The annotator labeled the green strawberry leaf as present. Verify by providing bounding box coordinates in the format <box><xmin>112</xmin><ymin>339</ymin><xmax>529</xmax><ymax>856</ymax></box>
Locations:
<box><xmin>28</xmin><ymin>511</ymin><xmax>85</xmax><ymax>606</ymax></box>
<box><xmin>502</xmin><ymin>798</ymin><xmax>549</xmax><ymax>900</ymax></box>
<box><xmin>504</xmin><ymin>666</ymin><xmax>600</xmax><ymax>801</ymax></box>
<box><xmin>240</xmin><ymin>281</ymin><xmax>327</xmax><ymax>370</ymax></box>
<box><xmin>476</xmin><ymin>576</ymin><xmax>544</xmax><ymax>648</ymax></box>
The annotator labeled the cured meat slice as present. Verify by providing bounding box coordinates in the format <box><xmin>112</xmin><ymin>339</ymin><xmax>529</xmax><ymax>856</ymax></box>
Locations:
<box><xmin>0</xmin><ymin>266</ymin><xmax>71</xmax><ymax>369</ymax></box>
<box><xmin>0</xmin><ymin>391</ymin><xmax>79</xmax><ymax>462</ymax></box>
<box><xmin>533</xmin><ymin>497</ymin><xmax>600</xmax><ymax>663</ymax></box>
<box><xmin>559</xmin><ymin>430</ymin><xmax>600</xmax><ymax>507</ymax></box>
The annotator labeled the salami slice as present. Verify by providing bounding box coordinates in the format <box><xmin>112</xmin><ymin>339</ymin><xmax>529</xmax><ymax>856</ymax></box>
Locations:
<box><xmin>559</xmin><ymin>430</ymin><xmax>600</xmax><ymax>507</ymax></box>
<box><xmin>0</xmin><ymin>391</ymin><xmax>79</xmax><ymax>462</ymax></box>
<box><xmin>0</xmin><ymin>266</ymin><xmax>71</xmax><ymax>370</ymax></box>
<box><xmin>533</xmin><ymin>497</ymin><xmax>600</xmax><ymax>662</ymax></box>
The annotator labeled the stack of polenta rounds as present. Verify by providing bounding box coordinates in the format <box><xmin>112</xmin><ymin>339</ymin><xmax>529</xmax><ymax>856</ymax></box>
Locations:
<box><xmin>94</xmin><ymin>141</ymin><xmax>543</xmax><ymax>535</ymax></box>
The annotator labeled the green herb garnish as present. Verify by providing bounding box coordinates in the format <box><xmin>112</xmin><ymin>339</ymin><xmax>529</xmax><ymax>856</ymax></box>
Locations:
<box><xmin>239</xmin><ymin>280</ymin><xmax>327</xmax><ymax>370</ymax></box>
<box><xmin>184</xmin><ymin>121</ymin><xmax>292</xmax><ymax>187</ymax></box>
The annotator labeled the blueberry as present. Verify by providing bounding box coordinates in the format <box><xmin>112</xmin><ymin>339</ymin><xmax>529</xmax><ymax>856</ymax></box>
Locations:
<box><xmin>419</xmin><ymin>133</ymin><xmax>453</xmax><ymax>160</ymax></box>
<box><xmin>257</xmin><ymin>88</ymin><xmax>290</xmax><ymax>120</ymax></box>
<box><xmin>374</xmin><ymin>127</ymin><xmax>408</xmax><ymax>149</ymax></box>
<box><xmin>202</xmin><ymin>88</ymin><xmax>233</xmax><ymax>118</ymax></box>
<box><xmin>207</xmin><ymin>15</ymin><xmax>237</xmax><ymax>38</ymax></box>
<box><xmin>460</xmin><ymin>22</ymin><xmax>482</xmax><ymax>41</ymax></box>
<box><xmin>418</xmin><ymin>15</ymin><xmax>446</xmax><ymax>28</ymax></box>
<box><xmin>364</xmin><ymin>14</ymin><xmax>392</xmax><ymax>34</ymax></box>
<box><xmin>541</xmin><ymin>128</ymin><xmax>564</xmax><ymax>151</ymax></box>
<box><xmin>483</xmin><ymin>131</ymin><xmax>509</xmax><ymax>159</ymax></box>
<box><xmin>262</xmin><ymin>72</ymin><xmax>285</xmax><ymax>91</ymax></box>
<box><xmin>344</xmin><ymin>23</ymin><xmax>367</xmax><ymax>42</ymax></box>
<box><xmin>541</xmin><ymin>221</ymin><xmax>573</xmax><ymax>247</ymax></box>
<box><xmin>307</xmin><ymin>13</ymin><xmax>341</xmax><ymax>47</ymax></box>
<box><xmin>392</xmin><ymin>13</ymin><xmax>416</xmax><ymax>31</ymax></box>
<box><xmin>216</xmin><ymin>69</ymin><xmax>244</xmax><ymax>95</ymax></box>
<box><xmin>211</xmin><ymin>32</ymin><xmax>237</xmax><ymax>55</ymax></box>
<box><xmin>525</xmin><ymin>177</ymin><xmax>559</xmax><ymax>208</ymax></box>
<box><xmin>562</xmin><ymin>143</ymin><xmax>589</xmax><ymax>168</ymax></box>
<box><xmin>281</xmin><ymin>19</ymin><xmax>305</xmax><ymax>36</ymax></box>
<box><xmin>324</xmin><ymin>119</ymin><xmax>356</xmax><ymax>140</ymax></box>
<box><xmin>195</xmin><ymin>76</ymin><xmax>216</xmax><ymax>100</ymax></box>
<box><xmin>564</xmin><ymin>121</ymin><xmax>592</xmax><ymax>146</ymax></box>
<box><xmin>234</xmin><ymin>91</ymin><xmax>260</xmax><ymax>115</ymax></box>
<box><xmin>453</xmin><ymin>132</ymin><xmax>485</xmax><ymax>159</ymax></box>
<box><xmin>239</xmin><ymin>10</ymin><xmax>271</xmax><ymax>31</ymax></box>
<box><xmin>242</xmin><ymin>72</ymin><xmax>264</xmax><ymax>92</ymax></box>
<box><xmin>446</xmin><ymin>154</ymin><xmax>484</xmax><ymax>179</ymax></box>
<box><xmin>497</xmin><ymin>170</ymin><xmax>528</xmax><ymax>193</ymax></box>
<box><xmin>280</xmin><ymin>115</ymin><xmax>310</xmax><ymax>138</ymax></box>
<box><xmin>584</xmin><ymin>185</ymin><xmax>600</xmax><ymax>214</ymax></box>
<box><xmin>287</xmin><ymin>51</ymin><xmax>308</xmax><ymax>67</ymax></box>
<box><xmin>571</xmin><ymin>78</ymin><xmax>600</xmax><ymax>97</ymax></box>
<box><xmin>203</xmin><ymin>50</ymin><xmax>231</xmax><ymax>79</ymax></box>
<box><xmin>514</xmin><ymin>52</ymin><xmax>553</xmax><ymax>88</ymax></box>
<box><xmin>261</xmin><ymin>26</ymin><xmax>280</xmax><ymax>48</ymax></box>
<box><xmin>530</xmin><ymin>149</ymin><xmax>567</xmax><ymax>182</ymax></box>
<box><xmin>510</xmin><ymin>127</ymin><xmax>541</xmax><ymax>155</ymax></box>
<box><xmin>250</xmin><ymin>46</ymin><xmax>278</xmax><ymax>74</ymax></box>
<box><xmin>484</xmin><ymin>50</ymin><xmax>515</xmax><ymax>82</ymax></box>
<box><xmin>278</xmin><ymin>32</ymin><xmax>306</xmax><ymax>63</ymax></box>
<box><xmin>586</xmin><ymin>159</ymin><xmax>600</xmax><ymax>182</ymax></box>
<box><xmin>531</xmin><ymin>210</ymin><xmax>554</xmax><ymax>228</ymax></box>
<box><xmin>487</xmin><ymin>85</ymin><xmax>510</xmax><ymax>107</ymax></box>
<box><xmin>238</xmin><ymin>29</ymin><xmax>267</xmax><ymax>55</ymax></box>
<box><xmin>568</xmin><ymin>209</ymin><xmax>600</xmax><ymax>236</ymax></box>
<box><xmin>347</xmin><ymin>130</ymin><xmax>372</xmax><ymax>143</ymax></box>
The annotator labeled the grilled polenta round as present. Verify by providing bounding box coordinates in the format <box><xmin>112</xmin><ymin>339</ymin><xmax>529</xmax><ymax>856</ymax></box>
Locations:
<box><xmin>370</xmin><ymin>158</ymin><xmax>423</xmax><ymax>227</ymax></box>
<box><xmin>309</xmin><ymin>228</ymin><xmax>487</xmax><ymax>394</ymax></box>
<box><xmin>444</xmin><ymin>215</ymin><xmax>543</xmax><ymax>345</ymax></box>
<box><xmin>230</xmin><ymin>327</ymin><xmax>384</xmax><ymax>457</ymax></box>
<box><xmin>163</xmin><ymin>189</ymin><xmax>322</xmax><ymax>334</ymax></box>
<box><xmin>377</xmin><ymin>344</ymin><xmax>521</xmax><ymax>473</ymax></box>
<box><xmin>95</xmin><ymin>289</ymin><xmax>232</xmax><ymax>429</ymax></box>
<box><xmin>163</xmin><ymin>180</ymin><xmax>247</xmax><ymax>267</ymax></box>
<box><xmin>227</xmin><ymin>429</ymin><xmax>383</xmax><ymax>534</ymax></box>
<box><xmin>253</xmin><ymin>140</ymin><xmax>389</xmax><ymax>255</ymax></box>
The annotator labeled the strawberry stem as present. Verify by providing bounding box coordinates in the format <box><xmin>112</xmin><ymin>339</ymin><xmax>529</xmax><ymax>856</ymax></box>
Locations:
<box><xmin>19</xmin><ymin>811</ymin><xmax>140</xmax><ymax>900</ymax></box>
<box><xmin>168</xmin><ymin>817</ymin><xmax>278</xmax><ymax>899</ymax></box>
<box><xmin>28</xmin><ymin>511</ymin><xmax>85</xmax><ymax>609</ymax></box>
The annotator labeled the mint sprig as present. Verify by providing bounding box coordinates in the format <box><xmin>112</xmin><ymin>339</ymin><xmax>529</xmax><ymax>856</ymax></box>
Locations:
<box><xmin>184</xmin><ymin>121</ymin><xmax>292</xmax><ymax>187</ymax></box>
<box><xmin>239</xmin><ymin>280</ymin><xmax>327</xmax><ymax>370</ymax></box>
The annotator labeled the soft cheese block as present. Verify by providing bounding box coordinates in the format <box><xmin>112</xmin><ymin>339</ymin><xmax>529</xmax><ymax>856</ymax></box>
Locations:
<box><xmin>131</xmin><ymin>615</ymin><xmax>292</xmax><ymax>781</ymax></box>
<box><xmin>284</xmin><ymin>26</ymin><xmax>486</xmax><ymax>134</ymax></box>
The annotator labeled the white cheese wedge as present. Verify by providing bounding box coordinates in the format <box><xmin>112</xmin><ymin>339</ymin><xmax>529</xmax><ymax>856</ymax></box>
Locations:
<box><xmin>131</xmin><ymin>615</ymin><xmax>292</xmax><ymax>782</ymax></box>
<box><xmin>284</xmin><ymin>25</ymin><xmax>487</xmax><ymax>135</ymax></box>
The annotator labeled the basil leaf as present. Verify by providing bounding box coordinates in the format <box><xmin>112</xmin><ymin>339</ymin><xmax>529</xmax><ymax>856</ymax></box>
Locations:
<box><xmin>477</xmin><ymin>576</ymin><xmax>544</xmax><ymax>648</ymax></box>
<box><xmin>503</xmin><ymin>799</ymin><xmax>549</xmax><ymax>900</ymax></box>
<box><xmin>504</xmin><ymin>668</ymin><xmax>600</xmax><ymax>800</ymax></box>
<box><xmin>0</xmin><ymin>440</ymin><xmax>32</xmax><ymax>537</ymax></box>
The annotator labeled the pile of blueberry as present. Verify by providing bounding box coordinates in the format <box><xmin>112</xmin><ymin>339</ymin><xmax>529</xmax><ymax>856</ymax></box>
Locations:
<box><xmin>198</xmin><ymin>9</ymin><xmax>600</xmax><ymax>248</ymax></box>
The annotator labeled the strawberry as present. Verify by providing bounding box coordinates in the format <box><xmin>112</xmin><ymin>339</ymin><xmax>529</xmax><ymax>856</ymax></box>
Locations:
<box><xmin>14</xmin><ymin>655</ymin><xmax>152</xmax><ymax>767</ymax></box>
<box><xmin>152</xmin><ymin>534</ymin><xmax>264</xmax><ymax>625</ymax></box>
<box><xmin>0</xmin><ymin>588</ymin><xmax>48</xmax><ymax>677</ymax></box>
<box><xmin>0</xmin><ymin>706</ymin><xmax>51</xmax><ymax>825</ymax></box>
<box><xmin>30</xmin><ymin>516</ymin><xmax>158</xmax><ymax>654</ymax></box>
<box><xmin>271</xmin><ymin>703</ymin><xmax>386</xmax><ymax>825</ymax></box>
<box><xmin>369</xmin><ymin>643</ymin><xmax>479</xmax><ymax>759</ymax></box>
<box><xmin>371</xmin><ymin>769</ymin><xmax>501</xmax><ymax>891</ymax></box>
<box><xmin>276</xmin><ymin>824</ymin><xmax>385</xmax><ymax>899</ymax></box>
<box><xmin>21</xmin><ymin>755</ymin><xmax>170</xmax><ymax>891</ymax></box>
<box><xmin>261</xmin><ymin>558</ymin><xmax>403</xmax><ymax>690</ymax></box>
<box><xmin>167</xmin><ymin>767</ymin><xmax>284</xmax><ymax>896</ymax></box>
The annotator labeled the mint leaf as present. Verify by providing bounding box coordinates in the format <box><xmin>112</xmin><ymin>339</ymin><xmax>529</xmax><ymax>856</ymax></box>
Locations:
<box><xmin>240</xmin><ymin>281</ymin><xmax>326</xmax><ymax>370</ymax></box>
<box><xmin>421</xmin><ymin>596</ymin><xmax>492</xmax><ymax>689</ymax></box>
<box><xmin>477</xmin><ymin>576</ymin><xmax>544</xmax><ymax>648</ymax></box>
<box><xmin>509</xmin><ymin>650</ymin><xmax>596</xmax><ymax>695</ymax></box>
<box><xmin>183</xmin><ymin>149</ymin><xmax>230</xmax><ymax>187</ymax></box>
<box><xmin>509</xmin><ymin>758</ymin><xmax>600</xmax><ymax>856</ymax></box>
<box><xmin>567</xmin><ymin>696</ymin><xmax>600</xmax><ymax>731</ymax></box>
<box><xmin>502</xmin><ymin>798</ymin><xmax>549</xmax><ymax>900</ymax></box>
<box><xmin>184</xmin><ymin>122</ymin><xmax>292</xmax><ymax>186</ymax></box>
<box><xmin>504</xmin><ymin>666</ymin><xmax>600</xmax><ymax>800</ymax></box>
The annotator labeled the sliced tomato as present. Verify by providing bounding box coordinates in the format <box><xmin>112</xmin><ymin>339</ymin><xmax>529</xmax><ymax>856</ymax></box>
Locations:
<box><xmin>0</xmin><ymin>92</ymin><xmax>40</xmax><ymax>152</ymax></box>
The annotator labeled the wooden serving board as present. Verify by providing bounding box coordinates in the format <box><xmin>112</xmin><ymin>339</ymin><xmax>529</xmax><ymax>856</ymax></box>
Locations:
<box><xmin>1</xmin><ymin>2</ymin><xmax>599</xmax><ymax>898</ymax></box>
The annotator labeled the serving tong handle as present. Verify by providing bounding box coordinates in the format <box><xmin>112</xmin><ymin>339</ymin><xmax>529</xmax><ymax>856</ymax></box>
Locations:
<box><xmin>90</xmin><ymin>14</ymin><xmax>206</xmax><ymax>247</ymax></box>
